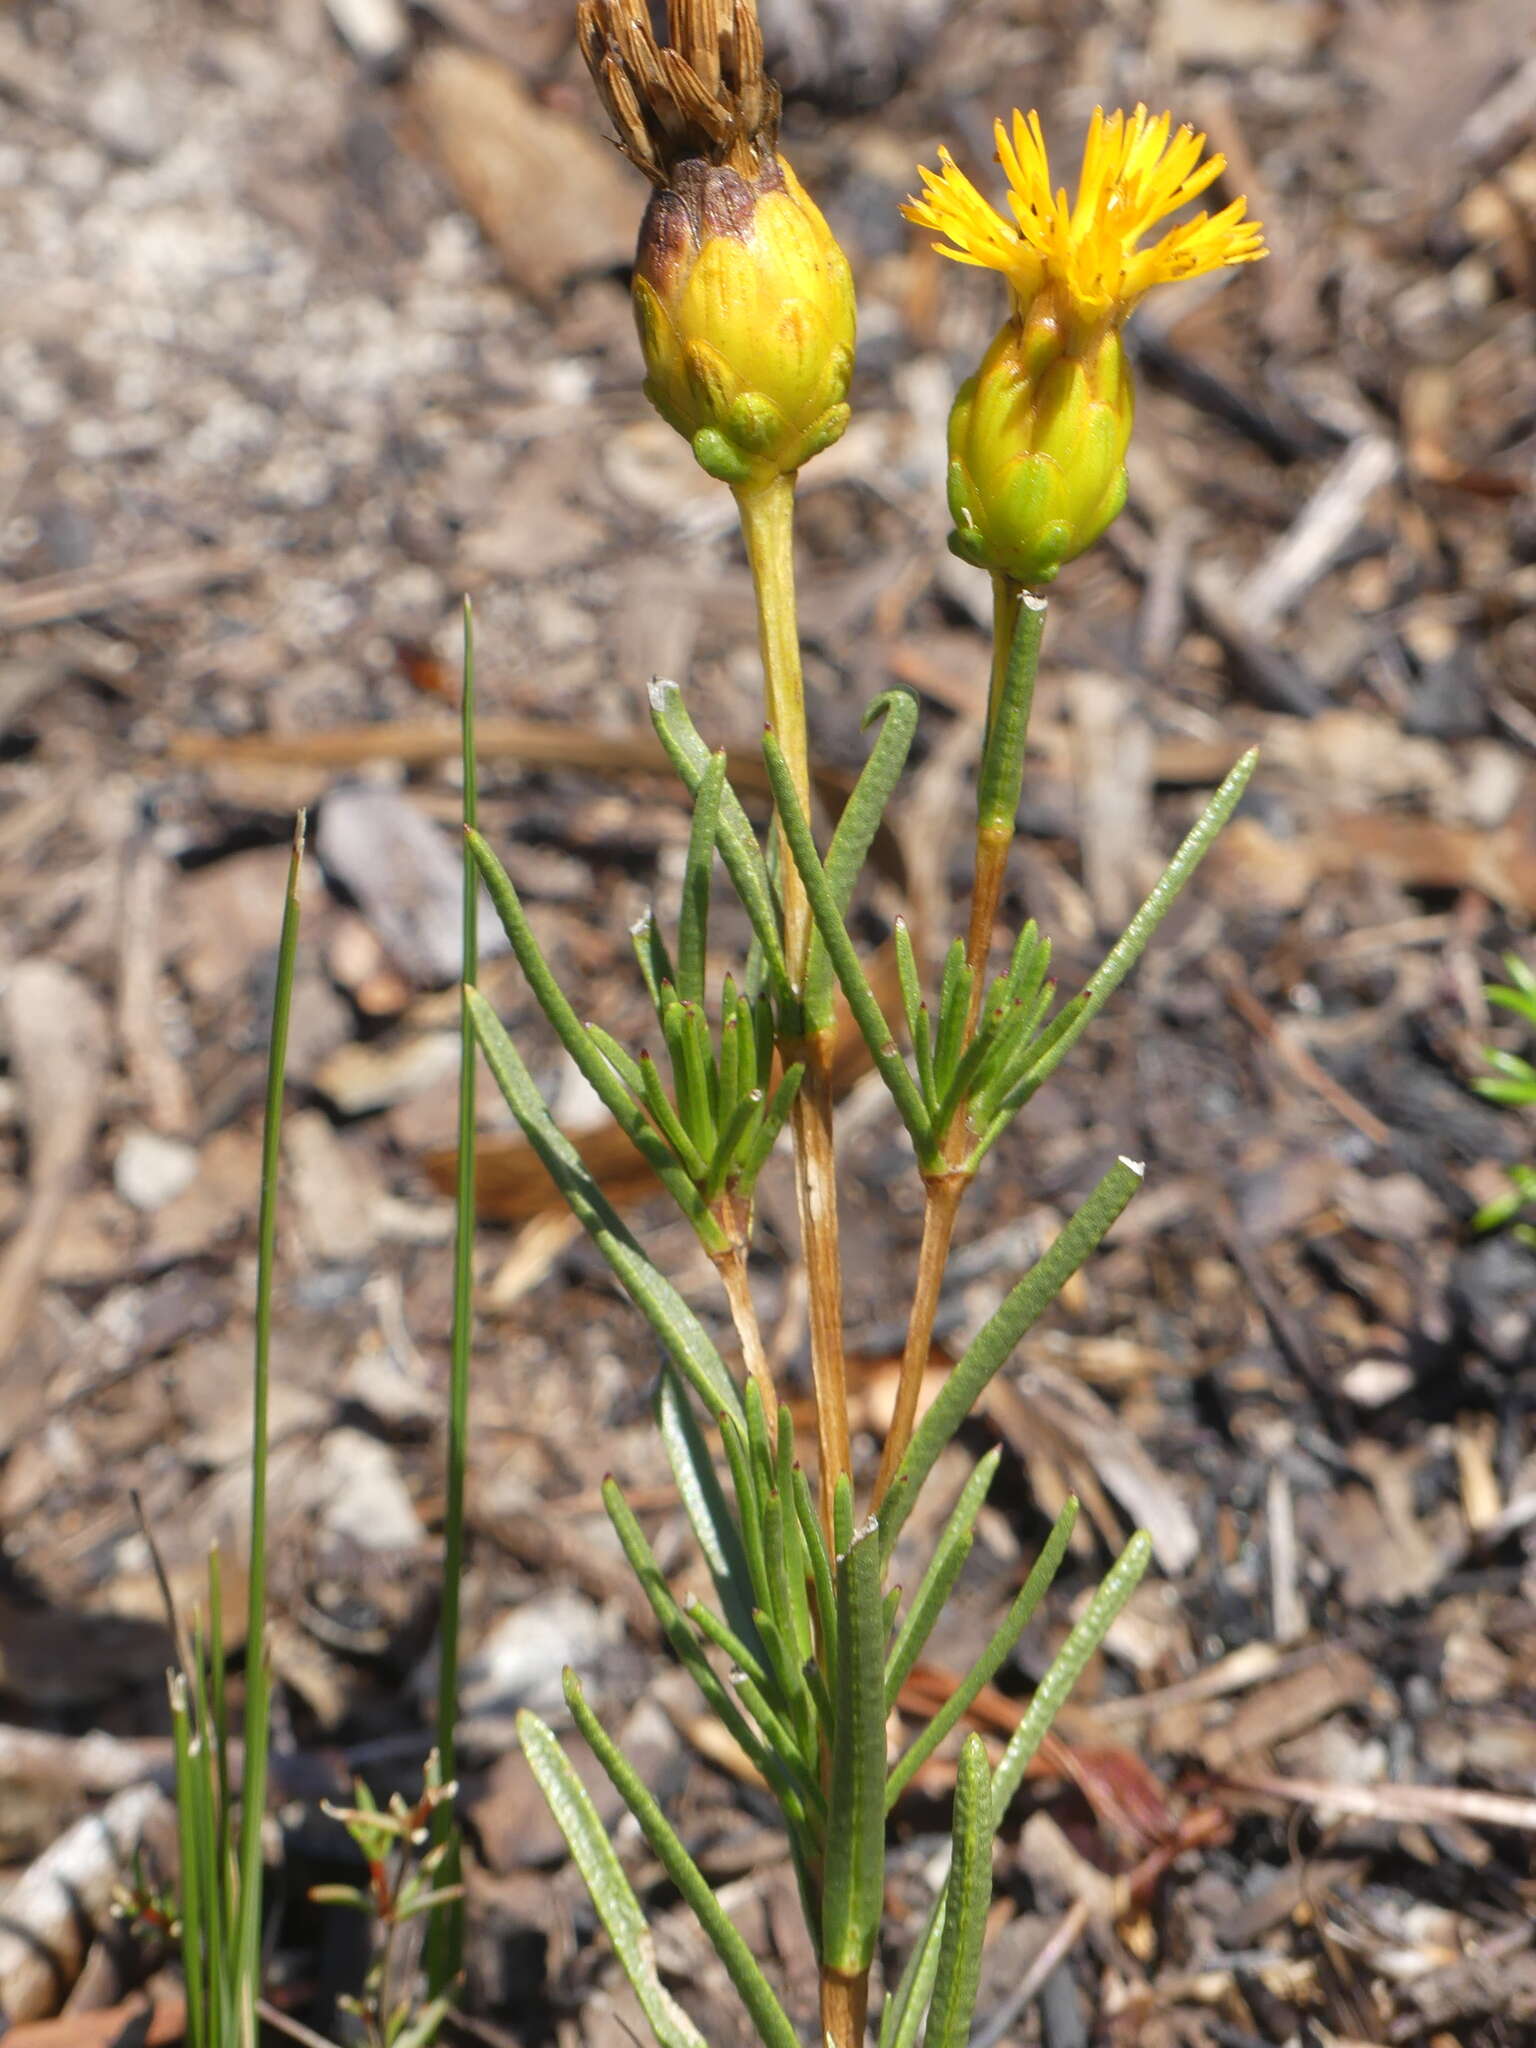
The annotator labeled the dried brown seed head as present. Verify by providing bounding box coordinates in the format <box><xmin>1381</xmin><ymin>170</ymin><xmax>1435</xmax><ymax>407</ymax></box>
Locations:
<box><xmin>577</xmin><ymin>0</ymin><xmax>782</xmax><ymax>185</ymax></box>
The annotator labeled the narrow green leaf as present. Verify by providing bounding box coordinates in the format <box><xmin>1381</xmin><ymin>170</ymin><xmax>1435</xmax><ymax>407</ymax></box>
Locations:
<box><xmin>884</xmin><ymin>1448</ymin><xmax>1000</xmax><ymax>1713</ymax></box>
<box><xmin>717</xmin><ymin>1010</ymin><xmax>741</xmax><ymax>1120</ymax></box>
<box><xmin>763</xmin><ymin>730</ymin><xmax>937</xmax><ymax>1163</ymax></box>
<box><xmin>878</xmin><ymin>1886</ymin><xmax>946</xmax><ymax>2048</ymax></box>
<box><xmin>719</xmin><ymin>1409</ymin><xmax>771</xmax><ymax>1618</ymax></box>
<box><xmin>991</xmin><ymin>1531</ymin><xmax>1153</xmax><ymax>1821</ymax></box>
<box><xmin>680</xmin><ymin>1002</ymin><xmax>718</xmax><ymax>1142</ymax></box>
<box><xmin>805</xmin><ymin>686</ymin><xmax>920</xmax><ymax>1021</ymax></box>
<box><xmin>886</xmin><ymin>1498</ymin><xmax>1077</xmax><ymax>1808</ymax></box>
<box><xmin>585</xmin><ymin>1021</ymin><xmax>646</xmax><ymax>1097</ymax></box>
<box><xmin>656</xmin><ymin>1368</ymin><xmax>761</xmax><ymax>1659</ymax></box>
<box><xmin>469</xmin><ymin>831</ymin><xmax>726</xmax><ymax>1246</ymax></box>
<box><xmin>635</xmin><ymin>1049</ymin><xmax>710</xmax><ymax>1181</ymax></box>
<box><xmin>687</xmin><ymin>1600</ymin><xmax>772</xmax><ymax>1693</ymax></box>
<box><xmin>1006</xmin><ymin>748</ymin><xmax>1258</xmax><ymax>1105</ymax></box>
<box><xmin>892</xmin><ymin>918</ymin><xmax>934</xmax><ymax>1104</ymax></box>
<box><xmin>776</xmin><ymin>1415</ymin><xmax>814</xmax><ymax>1669</ymax></box>
<box><xmin>933</xmin><ymin>938</ymin><xmax>971</xmax><ymax>1098</ymax></box>
<box><xmin>677</xmin><ymin>750</ymin><xmax>726</xmax><ymax>1008</ymax></box>
<box><xmin>880</xmin><ymin>1156</ymin><xmax>1144</xmax><ymax>1558</ymax></box>
<box><xmin>632</xmin><ymin>909</ymin><xmax>676</xmax><ymax>1014</ymax></box>
<box><xmin>833</xmin><ymin>1470</ymin><xmax>855</xmax><ymax>1562</ymax></box>
<box><xmin>648</xmin><ymin>680</ymin><xmax>791</xmax><ymax>1003</ymax></box>
<box><xmin>468</xmin><ymin>991</ymin><xmax>743</xmax><ymax>1424</ymax></box>
<box><xmin>601</xmin><ymin>1480</ymin><xmax>783</xmax><ymax>1793</ymax></box>
<box><xmin>924</xmin><ymin>1734</ymin><xmax>996</xmax><ymax>2048</ymax></box>
<box><xmin>976</xmin><ymin>591</ymin><xmax>1046</xmax><ymax>840</ymax></box>
<box><xmin>564</xmin><ymin>1672</ymin><xmax>803</xmax><ymax>2048</ymax></box>
<box><xmin>705</xmin><ymin>1090</ymin><xmax>763</xmax><ymax>1200</ymax></box>
<box><xmin>517</xmin><ymin>1709</ymin><xmax>709</xmax><ymax>2048</ymax></box>
<box><xmin>736</xmin><ymin>1062</ymin><xmax>803</xmax><ymax>1194</ymax></box>
<box><xmin>745</xmin><ymin>1376</ymin><xmax>774</xmax><ymax>1497</ymax></box>
<box><xmin>1005</xmin><ymin>921</ymin><xmax>1049</xmax><ymax>1009</ymax></box>
<box><xmin>821</xmin><ymin>1518</ymin><xmax>888</xmax><ymax>1975</ymax></box>
<box><xmin>791</xmin><ymin>1462</ymin><xmax>837</xmax><ymax>1691</ymax></box>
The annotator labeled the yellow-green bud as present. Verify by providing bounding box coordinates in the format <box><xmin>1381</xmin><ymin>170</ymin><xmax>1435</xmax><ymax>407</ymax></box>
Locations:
<box><xmin>633</xmin><ymin>156</ymin><xmax>855</xmax><ymax>489</ymax></box>
<box><xmin>945</xmin><ymin>297</ymin><xmax>1132</xmax><ymax>586</ymax></box>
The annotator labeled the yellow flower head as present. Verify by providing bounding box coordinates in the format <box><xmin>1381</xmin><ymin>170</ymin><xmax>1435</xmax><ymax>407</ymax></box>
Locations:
<box><xmin>905</xmin><ymin>105</ymin><xmax>1266</xmax><ymax>341</ymax></box>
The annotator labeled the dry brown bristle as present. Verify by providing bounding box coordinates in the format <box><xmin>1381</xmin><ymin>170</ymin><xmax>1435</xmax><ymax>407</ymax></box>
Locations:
<box><xmin>576</xmin><ymin>0</ymin><xmax>781</xmax><ymax>184</ymax></box>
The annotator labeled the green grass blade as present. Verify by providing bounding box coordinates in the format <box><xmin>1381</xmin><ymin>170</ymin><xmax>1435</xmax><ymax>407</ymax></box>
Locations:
<box><xmin>991</xmin><ymin>1531</ymin><xmax>1153</xmax><ymax>1820</ymax></box>
<box><xmin>517</xmin><ymin>1709</ymin><xmax>709</xmax><ymax>2048</ymax></box>
<box><xmin>170</xmin><ymin>1676</ymin><xmax>208</xmax><ymax>2048</ymax></box>
<box><xmin>924</xmin><ymin>1733</ymin><xmax>996</xmax><ymax>2048</ymax></box>
<box><xmin>233</xmin><ymin>811</ymin><xmax>304</xmax><ymax>2048</ymax></box>
<box><xmin>468</xmin><ymin>991</ymin><xmax>743</xmax><ymax>1424</ymax></box>
<box><xmin>563</xmin><ymin>1673</ymin><xmax>802</xmax><ymax>2048</ymax></box>
<box><xmin>885</xmin><ymin>1498</ymin><xmax>1076</xmax><ymax>1809</ymax></box>
<box><xmin>429</xmin><ymin>598</ymin><xmax>478</xmax><ymax>1994</ymax></box>
<box><xmin>821</xmin><ymin>1518</ymin><xmax>887</xmax><ymax>1977</ymax></box>
<box><xmin>884</xmin><ymin>1448</ymin><xmax>999</xmax><ymax>1713</ymax></box>
<box><xmin>879</xmin><ymin>1157</ymin><xmax>1143</xmax><ymax>1558</ymax></box>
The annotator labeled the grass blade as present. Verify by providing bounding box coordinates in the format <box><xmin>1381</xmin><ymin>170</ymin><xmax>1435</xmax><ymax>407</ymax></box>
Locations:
<box><xmin>232</xmin><ymin>810</ymin><xmax>304</xmax><ymax>2048</ymax></box>
<box><xmin>429</xmin><ymin>598</ymin><xmax>476</xmax><ymax>1993</ymax></box>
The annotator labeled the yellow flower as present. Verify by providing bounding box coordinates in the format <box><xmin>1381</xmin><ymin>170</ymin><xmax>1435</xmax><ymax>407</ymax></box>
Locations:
<box><xmin>904</xmin><ymin>106</ymin><xmax>1265</xmax><ymax>584</ymax></box>
<box><xmin>905</xmin><ymin>104</ymin><xmax>1266</xmax><ymax>345</ymax></box>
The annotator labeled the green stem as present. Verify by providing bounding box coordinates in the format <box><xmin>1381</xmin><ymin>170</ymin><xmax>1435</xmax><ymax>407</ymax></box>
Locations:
<box><xmin>735</xmin><ymin>474</ymin><xmax>849</xmax><ymax>1544</ymax></box>
<box><xmin>428</xmin><ymin>600</ymin><xmax>477</xmax><ymax>1994</ymax></box>
<box><xmin>236</xmin><ymin>812</ymin><xmax>304</xmax><ymax>2048</ymax></box>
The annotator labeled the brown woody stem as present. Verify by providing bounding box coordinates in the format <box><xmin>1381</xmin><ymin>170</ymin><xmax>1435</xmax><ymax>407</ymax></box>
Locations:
<box><xmin>871</xmin><ymin>1169</ymin><xmax>966</xmax><ymax>1511</ymax></box>
<box><xmin>821</xmin><ymin>1963</ymin><xmax>869</xmax><ymax>2048</ymax></box>
<box><xmin>714</xmin><ymin>1240</ymin><xmax>777</xmax><ymax>1444</ymax></box>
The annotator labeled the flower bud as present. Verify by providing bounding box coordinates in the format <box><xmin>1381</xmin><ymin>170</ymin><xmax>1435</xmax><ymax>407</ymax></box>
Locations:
<box><xmin>634</xmin><ymin>156</ymin><xmax>855</xmax><ymax>487</ymax></box>
<box><xmin>945</xmin><ymin>300</ymin><xmax>1131</xmax><ymax>586</ymax></box>
<box><xmin>578</xmin><ymin>0</ymin><xmax>856</xmax><ymax>489</ymax></box>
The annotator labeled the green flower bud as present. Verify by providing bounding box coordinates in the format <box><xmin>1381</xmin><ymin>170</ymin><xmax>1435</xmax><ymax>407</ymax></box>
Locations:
<box><xmin>945</xmin><ymin>300</ymin><xmax>1132</xmax><ymax>587</ymax></box>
